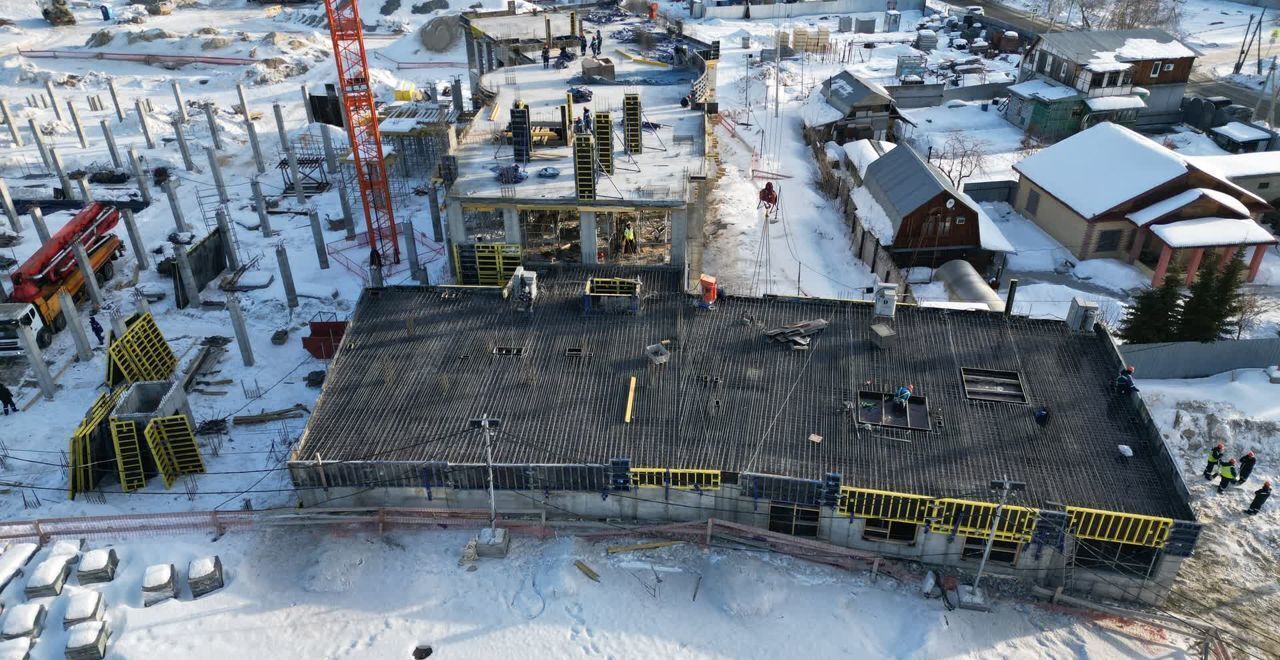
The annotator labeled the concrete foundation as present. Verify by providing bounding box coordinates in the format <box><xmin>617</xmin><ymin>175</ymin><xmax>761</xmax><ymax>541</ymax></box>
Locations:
<box><xmin>111</xmin><ymin>379</ymin><xmax>191</xmax><ymax>427</ymax></box>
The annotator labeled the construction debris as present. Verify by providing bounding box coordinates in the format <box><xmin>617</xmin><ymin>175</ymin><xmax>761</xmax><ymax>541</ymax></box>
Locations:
<box><xmin>195</xmin><ymin>419</ymin><xmax>229</xmax><ymax>435</ymax></box>
<box><xmin>304</xmin><ymin>370</ymin><xmax>326</xmax><ymax>388</ymax></box>
<box><xmin>763</xmin><ymin>319</ymin><xmax>829</xmax><ymax>348</ymax></box>
<box><xmin>188</xmin><ymin>555</ymin><xmax>225</xmax><ymax>598</ymax></box>
<box><xmin>574</xmin><ymin>560</ymin><xmax>601</xmax><ymax>582</ymax></box>
<box><xmin>606</xmin><ymin>540</ymin><xmax>683</xmax><ymax>554</ymax></box>
<box><xmin>232</xmin><ymin>403</ymin><xmax>309</xmax><ymax>425</ymax></box>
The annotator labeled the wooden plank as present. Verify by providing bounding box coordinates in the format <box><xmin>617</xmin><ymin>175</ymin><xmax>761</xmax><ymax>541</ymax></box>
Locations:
<box><xmin>574</xmin><ymin>560</ymin><xmax>600</xmax><ymax>582</ymax></box>
<box><xmin>606</xmin><ymin>540</ymin><xmax>683</xmax><ymax>555</ymax></box>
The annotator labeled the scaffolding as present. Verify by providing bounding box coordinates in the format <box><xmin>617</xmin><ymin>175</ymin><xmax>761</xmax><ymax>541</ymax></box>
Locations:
<box><xmin>378</xmin><ymin>102</ymin><xmax>457</xmax><ymax>179</ymax></box>
<box><xmin>278</xmin><ymin>130</ymin><xmax>332</xmax><ymax>198</ymax></box>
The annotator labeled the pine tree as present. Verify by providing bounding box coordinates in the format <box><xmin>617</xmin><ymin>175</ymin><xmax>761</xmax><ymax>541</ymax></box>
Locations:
<box><xmin>1214</xmin><ymin>248</ymin><xmax>1248</xmax><ymax>340</ymax></box>
<box><xmin>1176</xmin><ymin>250</ymin><xmax>1222</xmax><ymax>342</ymax></box>
<box><xmin>1120</xmin><ymin>269</ymin><xmax>1183</xmax><ymax>344</ymax></box>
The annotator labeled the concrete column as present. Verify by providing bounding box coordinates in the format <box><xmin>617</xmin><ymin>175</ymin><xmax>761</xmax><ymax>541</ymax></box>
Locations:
<box><xmin>30</xmin><ymin>206</ymin><xmax>50</xmax><ymax>243</ymax></box>
<box><xmin>107</xmin><ymin>78</ymin><xmax>125</xmax><ymax>122</ymax></box>
<box><xmin>369</xmin><ymin>261</ymin><xmax>384</xmax><ymax>287</ymax></box>
<box><xmin>272</xmin><ymin>244</ymin><xmax>296</xmax><ymax>309</ymax></box>
<box><xmin>321</xmin><ymin>125</ymin><xmax>338</xmax><ymax>174</ymax></box>
<box><xmin>67</xmin><ymin>101</ymin><xmax>88</xmax><ymax>148</ymax></box>
<box><xmin>0</xmin><ymin>179</ymin><xmax>20</xmax><ymax>233</ymax></box>
<box><xmin>251</xmin><ymin>178</ymin><xmax>273</xmax><ymax>237</ymax></box>
<box><xmin>1</xmin><ymin>100</ymin><xmax>21</xmax><ymax>146</ymax></box>
<box><xmin>203</xmin><ymin>103</ymin><xmax>223</xmax><ymax>151</ymax></box>
<box><xmin>121</xmin><ymin>209</ymin><xmax>148</xmax><ymax>271</ymax></box>
<box><xmin>206</xmin><ymin>146</ymin><xmax>229</xmax><ymax>204</ymax></box>
<box><xmin>579</xmin><ymin>211</ymin><xmax>598</xmax><ymax>264</ymax></box>
<box><xmin>401</xmin><ymin>221</ymin><xmax>424</xmax><ymax>283</ymax></box>
<box><xmin>45</xmin><ymin>81</ymin><xmax>62</xmax><ymax>121</ymax></box>
<box><xmin>58</xmin><ymin>290</ymin><xmax>93</xmax><ymax>362</ymax></box>
<box><xmin>338</xmin><ymin>180</ymin><xmax>356</xmax><ymax>239</ymax></box>
<box><xmin>670</xmin><ymin>209</ymin><xmax>688</xmax><ymax>268</ymax></box>
<box><xmin>172</xmin><ymin>243</ymin><xmax>201</xmax><ymax>307</ymax></box>
<box><xmin>245</xmin><ymin>119</ymin><xmax>266</xmax><ymax>174</ymax></box>
<box><xmin>215</xmin><ymin>208</ymin><xmax>240</xmax><ymax>270</ymax></box>
<box><xmin>99</xmin><ymin>120</ymin><xmax>122</xmax><ymax>168</ymax></box>
<box><xmin>236</xmin><ymin>83</ymin><xmax>252</xmax><ymax>122</ymax></box>
<box><xmin>129</xmin><ymin>148</ymin><xmax>152</xmax><ymax>204</ymax></box>
<box><xmin>447</xmin><ymin>198</ymin><xmax>467</xmax><ymax>246</ymax></box>
<box><xmin>275</xmin><ymin>244</ymin><xmax>298</xmax><ymax>308</ymax></box>
<box><xmin>75</xmin><ymin>177</ymin><xmax>92</xmax><ymax>203</ymax></box>
<box><xmin>171</xmin><ymin>80</ymin><xmax>187</xmax><ymax>123</ymax></box>
<box><xmin>172</xmin><ymin>120</ymin><xmax>196</xmax><ymax>171</ymax></box>
<box><xmin>308</xmin><ymin>208</ymin><xmax>330</xmax><ymax>270</ymax></box>
<box><xmin>301</xmin><ymin>84</ymin><xmax>314</xmax><ymax>123</ymax></box>
<box><xmin>17</xmin><ymin>323</ymin><xmax>56</xmax><ymax>400</ymax></box>
<box><xmin>1247</xmin><ymin>244</ymin><xmax>1268</xmax><ymax>282</ymax></box>
<box><xmin>72</xmin><ymin>240</ymin><xmax>104</xmax><ymax>308</ymax></box>
<box><xmin>226</xmin><ymin>294</ymin><xmax>254</xmax><ymax>367</ymax></box>
<box><xmin>107</xmin><ymin>308</ymin><xmax>126</xmax><ymax>341</ymax></box>
<box><xmin>28</xmin><ymin>119</ymin><xmax>51</xmax><ymax>170</ymax></box>
<box><xmin>501</xmin><ymin>206</ymin><xmax>521</xmax><ymax>246</ymax></box>
<box><xmin>286</xmin><ymin>147</ymin><xmax>306</xmax><ymax>204</ymax></box>
<box><xmin>49</xmin><ymin>148</ymin><xmax>72</xmax><ymax>200</ymax></box>
<box><xmin>164</xmin><ymin>179</ymin><xmax>189</xmax><ymax>233</ymax></box>
<box><xmin>133</xmin><ymin>290</ymin><xmax>151</xmax><ymax>317</ymax></box>
<box><xmin>272</xmin><ymin>103</ymin><xmax>289</xmax><ymax>147</ymax></box>
<box><xmin>135</xmin><ymin>99</ymin><xmax>155</xmax><ymax>149</ymax></box>
<box><xmin>427</xmin><ymin>185</ymin><xmax>444</xmax><ymax>243</ymax></box>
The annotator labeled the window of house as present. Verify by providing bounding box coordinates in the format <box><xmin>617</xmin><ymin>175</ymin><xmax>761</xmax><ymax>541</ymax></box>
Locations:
<box><xmin>1259</xmin><ymin>181</ymin><xmax>1271</xmax><ymax>190</ymax></box>
<box><xmin>1073</xmin><ymin>538</ymin><xmax>1160</xmax><ymax>578</ymax></box>
<box><xmin>1037</xmin><ymin>51</ymin><xmax>1049</xmax><ymax>73</ymax></box>
<box><xmin>863</xmin><ymin>518</ymin><xmax>919</xmax><ymax>544</ymax></box>
<box><xmin>1059</xmin><ymin>62</ymin><xmax>1068</xmax><ymax>80</ymax></box>
<box><xmin>1122</xmin><ymin>69</ymin><xmax>1134</xmax><ymax>85</ymax></box>
<box><xmin>1095</xmin><ymin>229</ymin><xmax>1123</xmax><ymax>252</ymax></box>
<box><xmin>954</xmin><ymin>215</ymin><xmax>966</xmax><ymax>225</ymax></box>
<box><xmin>962</xmin><ymin>536</ymin><xmax>1021</xmax><ymax>564</ymax></box>
<box><xmin>1150</xmin><ymin>61</ymin><xmax>1161</xmax><ymax>77</ymax></box>
<box><xmin>1025</xmin><ymin>189</ymin><xmax>1041</xmax><ymax>217</ymax></box>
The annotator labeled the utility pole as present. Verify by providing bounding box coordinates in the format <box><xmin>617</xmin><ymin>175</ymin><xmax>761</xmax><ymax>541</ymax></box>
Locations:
<box><xmin>467</xmin><ymin>416</ymin><xmax>511</xmax><ymax>558</ymax></box>
<box><xmin>959</xmin><ymin>476</ymin><xmax>1025</xmax><ymax>611</ymax></box>
<box><xmin>1236</xmin><ymin>15</ymin><xmax>1256</xmax><ymax>75</ymax></box>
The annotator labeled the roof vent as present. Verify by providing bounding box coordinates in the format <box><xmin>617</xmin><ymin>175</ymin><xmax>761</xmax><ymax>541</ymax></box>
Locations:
<box><xmin>874</xmin><ymin>282</ymin><xmax>898</xmax><ymax>318</ymax></box>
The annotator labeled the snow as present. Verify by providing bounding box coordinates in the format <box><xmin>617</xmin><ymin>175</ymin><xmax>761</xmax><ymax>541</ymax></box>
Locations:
<box><xmin>65</xmin><ymin>590</ymin><xmax>103</xmax><ymax>622</ymax></box>
<box><xmin>1127</xmin><ymin>188</ymin><xmax>1251</xmax><ymax>225</ymax></box>
<box><xmin>1013</xmin><ymin>122</ymin><xmax>1190</xmax><ymax>219</ymax></box>
<box><xmin>48</xmin><ymin>539</ymin><xmax>81</xmax><ymax>560</ymax></box>
<box><xmin>849</xmin><ymin>184</ymin><xmax>897</xmax><ymax>244</ymax></box>
<box><xmin>1</xmin><ymin>603</ymin><xmax>42</xmax><ymax>637</ymax></box>
<box><xmin>841</xmin><ymin>139</ymin><xmax>895</xmax><ymax>179</ymax></box>
<box><xmin>0</xmin><ymin>543</ymin><xmax>37</xmax><ymax>590</ymax></box>
<box><xmin>26</xmin><ymin>556</ymin><xmax>68</xmax><ymax>589</ymax></box>
<box><xmin>189</xmin><ymin>555</ymin><xmax>217</xmax><ymax>579</ymax></box>
<box><xmin>1002</xmin><ymin>281</ymin><xmax>1126</xmax><ymax>321</ymax></box>
<box><xmin>1070</xmin><ymin>259</ymin><xmax>1150</xmax><ymax>292</ymax></box>
<box><xmin>1114</xmin><ymin>38</ymin><xmax>1199</xmax><ymax>61</ymax></box>
<box><xmin>982</xmin><ymin>202</ymin><xmax>1075</xmax><ymax>272</ymax></box>
<box><xmin>66</xmin><ymin>621</ymin><xmax>105</xmax><ymax>649</ymax></box>
<box><xmin>1190</xmin><ymin>151</ymin><xmax>1280</xmax><ymax>178</ymax></box>
<box><xmin>1210</xmin><ymin>121</ymin><xmax>1272</xmax><ymax>143</ymax></box>
<box><xmin>1006</xmin><ymin>78</ymin><xmax>1079</xmax><ymax>101</ymax></box>
<box><xmin>822</xmin><ymin>140</ymin><xmax>843</xmax><ymax>164</ymax></box>
<box><xmin>143</xmin><ymin>563</ymin><xmax>172</xmax><ymax>589</ymax></box>
<box><xmin>79</xmin><ymin>549</ymin><xmax>111</xmax><ymax>573</ymax></box>
<box><xmin>0</xmin><ymin>639</ymin><xmax>29</xmax><ymax>660</ymax></box>
<box><xmin>1083</xmin><ymin>95</ymin><xmax>1146</xmax><ymax>112</ymax></box>
<box><xmin>968</xmin><ymin>196</ymin><xmax>1014</xmax><ymax>253</ymax></box>
<box><xmin>1149</xmin><ymin>216</ymin><xmax>1276</xmax><ymax>248</ymax></box>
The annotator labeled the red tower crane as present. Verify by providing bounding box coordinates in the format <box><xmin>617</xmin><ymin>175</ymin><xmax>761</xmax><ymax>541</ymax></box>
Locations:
<box><xmin>322</xmin><ymin>0</ymin><xmax>400</xmax><ymax>271</ymax></box>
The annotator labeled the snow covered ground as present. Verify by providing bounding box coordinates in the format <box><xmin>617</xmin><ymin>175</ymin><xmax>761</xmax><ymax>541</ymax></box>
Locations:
<box><xmin>0</xmin><ymin>527</ymin><xmax>1202</xmax><ymax>659</ymax></box>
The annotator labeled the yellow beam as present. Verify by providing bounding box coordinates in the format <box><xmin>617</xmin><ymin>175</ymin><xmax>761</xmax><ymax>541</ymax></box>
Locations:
<box><xmin>614</xmin><ymin>48</ymin><xmax>670</xmax><ymax>68</ymax></box>
<box><xmin>608</xmin><ymin>540</ymin><xmax>683</xmax><ymax>554</ymax></box>
<box><xmin>624</xmin><ymin>376</ymin><xmax>637</xmax><ymax>423</ymax></box>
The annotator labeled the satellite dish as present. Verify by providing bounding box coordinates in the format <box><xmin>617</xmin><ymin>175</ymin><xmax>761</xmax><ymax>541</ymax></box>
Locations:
<box><xmin>945</xmin><ymin>198</ymin><xmax>956</xmax><ymax>209</ymax></box>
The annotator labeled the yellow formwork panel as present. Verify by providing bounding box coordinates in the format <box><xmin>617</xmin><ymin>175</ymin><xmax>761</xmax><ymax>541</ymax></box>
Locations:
<box><xmin>68</xmin><ymin>429</ymin><xmax>94</xmax><ymax>499</ymax></box>
<box><xmin>110</xmin><ymin>420</ymin><xmax>147</xmax><ymax>493</ymax></box>
<box><xmin>144</xmin><ymin>418</ymin><xmax>181</xmax><ymax>490</ymax></box>
<box><xmin>105</xmin><ymin>313</ymin><xmax>176</xmax><ymax>388</ymax></box>
<box><xmin>149</xmin><ymin>415</ymin><xmax>206</xmax><ymax>477</ymax></box>
<box><xmin>587</xmin><ymin>277</ymin><xmax>640</xmax><ymax>296</ymax></box>
<box><xmin>1067</xmin><ymin>507</ymin><xmax>1172</xmax><ymax>549</ymax></box>
<box><xmin>631</xmin><ymin>468</ymin><xmax>721</xmax><ymax>491</ymax></box>
<box><xmin>931</xmin><ymin>499</ymin><xmax>1038</xmax><ymax>544</ymax></box>
<box><xmin>837</xmin><ymin>487</ymin><xmax>933</xmax><ymax>524</ymax></box>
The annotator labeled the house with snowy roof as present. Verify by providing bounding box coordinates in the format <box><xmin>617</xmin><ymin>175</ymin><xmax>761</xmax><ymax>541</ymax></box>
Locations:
<box><xmin>1012</xmin><ymin>122</ymin><xmax>1276</xmax><ymax>286</ymax></box>
<box><xmin>816</xmin><ymin>71</ymin><xmax>899</xmax><ymax>141</ymax></box>
<box><xmin>847</xmin><ymin>141</ymin><xmax>1012</xmax><ymax>279</ymax></box>
<box><xmin>1006</xmin><ymin>29</ymin><xmax>1199</xmax><ymax>139</ymax></box>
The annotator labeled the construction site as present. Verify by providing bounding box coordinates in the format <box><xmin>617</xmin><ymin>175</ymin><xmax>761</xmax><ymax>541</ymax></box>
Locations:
<box><xmin>1</xmin><ymin>0</ymin><xmax>1277</xmax><ymax>656</ymax></box>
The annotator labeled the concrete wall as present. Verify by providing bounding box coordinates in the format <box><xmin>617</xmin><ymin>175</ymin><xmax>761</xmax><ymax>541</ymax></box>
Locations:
<box><xmin>943</xmin><ymin>81</ymin><xmax>1013</xmax><ymax>103</ymax></box>
<box><xmin>703</xmin><ymin>0</ymin><xmax>925</xmax><ymax>20</ymax></box>
<box><xmin>886</xmin><ymin>84</ymin><xmax>944</xmax><ymax>109</ymax></box>
<box><xmin>1015</xmin><ymin>178</ymin><xmax>1091</xmax><ymax>260</ymax></box>
<box><xmin>1119</xmin><ymin>339</ymin><xmax>1280</xmax><ymax>379</ymax></box>
<box><xmin>963</xmin><ymin>179</ymin><xmax>1017</xmax><ymax>204</ymax></box>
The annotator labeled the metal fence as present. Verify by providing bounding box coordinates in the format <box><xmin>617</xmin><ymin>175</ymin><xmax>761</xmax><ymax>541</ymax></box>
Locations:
<box><xmin>1119</xmin><ymin>338</ymin><xmax>1280</xmax><ymax>379</ymax></box>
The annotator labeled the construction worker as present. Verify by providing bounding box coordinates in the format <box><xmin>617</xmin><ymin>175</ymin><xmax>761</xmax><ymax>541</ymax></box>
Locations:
<box><xmin>89</xmin><ymin>315</ymin><xmax>104</xmax><ymax>346</ymax></box>
<box><xmin>582</xmin><ymin>107</ymin><xmax>591</xmax><ymax>128</ymax></box>
<box><xmin>1204</xmin><ymin>442</ymin><xmax>1225</xmax><ymax>480</ymax></box>
<box><xmin>894</xmin><ymin>384</ymin><xmax>914</xmax><ymax>408</ymax></box>
<box><xmin>541</xmin><ymin>46</ymin><xmax>550</xmax><ymax>68</ymax></box>
<box><xmin>1218</xmin><ymin>458</ymin><xmax>1238</xmax><ymax>494</ymax></box>
<box><xmin>758</xmin><ymin>182</ymin><xmax>778</xmax><ymax>208</ymax></box>
<box><xmin>622</xmin><ymin>223</ymin><xmax>636</xmax><ymax>254</ymax></box>
<box><xmin>1034</xmin><ymin>405</ymin><xmax>1050</xmax><ymax>427</ymax></box>
<box><xmin>1237</xmin><ymin>450</ymin><xmax>1257</xmax><ymax>484</ymax></box>
<box><xmin>1114</xmin><ymin>365</ymin><xmax>1138</xmax><ymax>395</ymax></box>
<box><xmin>0</xmin><ymin>382</ymin><xmax>16</xmax><ymax>415</ymax></box>
<box><xmin>1245</xmin><ymin>480</ymin><xmax>1272</xmax><ymax>515</ymax></box>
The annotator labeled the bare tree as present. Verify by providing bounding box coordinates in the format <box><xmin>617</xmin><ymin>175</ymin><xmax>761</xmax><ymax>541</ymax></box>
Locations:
<box><xmin>1079</xmin><ymin>0</ymin><xmax>1180</xmax><ymax>30</ymax></box>
<box><xmin>931</xmin><ymin>133</ymin><xmax>990</xmax><ymax>188</ymax></box>
<box><xmin>1235</xmin><ymin>292</ymin><xmax>1280</xmax><ymax>339</ymax></box>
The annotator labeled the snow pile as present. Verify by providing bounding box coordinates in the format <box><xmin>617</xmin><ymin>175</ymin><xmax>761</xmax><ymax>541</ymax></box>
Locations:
<box><xmin>704</xmin><ymin>555</ymin><xmax>793</xmax><ymax>618</ymax></box>
<box><xmin>0</xmin><ymin>639</ymin><xmax>30</xmax><ymax>660</ymax></box>
<box><xmin>1071</xmin><ymin>259</ymin><xmax>1149</xmax><ymax>292</ymax></box>
<box><xmin>143</xmin><ymin>563</ymin><xmax>173</xmax><ymax>589</ymax></box>
<box><xmin>25</xmin><ymin>555</ymin><xmax>71</xmax><ymax>596</ymax></box>
<box><xmin>1149</xmin><ymin>217</ymin><xmax>1275</xmax><ymax>248</ymax></box>
<box><xmin>0</xmin><ymin>543</ymin><xmax>38</xmax><ymax>592</ymax></box>
<box><xmin>79</xmin><ymin>548</ymin><xmax>111</xmax><ymax>573</ymax></box>
<box><xmin>849</xmin><ymin>184</ymin><xmax>896</xmax><ymax>244</ymax></box>
<box><xmin>1</xmin><ymin>603</ymin><xmax>45</xmax><ymax>639</ymax></box>
<box><xmin>64</xmin><ymin>591</ymin><xmax>105</xmax><ymax>627</ymax></box>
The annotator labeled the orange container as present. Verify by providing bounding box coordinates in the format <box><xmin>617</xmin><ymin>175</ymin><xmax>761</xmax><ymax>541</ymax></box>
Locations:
<box><xmin>699</xmin><ymin>274</ymin><xmax>717</xmax><ymax>303</ymax></box>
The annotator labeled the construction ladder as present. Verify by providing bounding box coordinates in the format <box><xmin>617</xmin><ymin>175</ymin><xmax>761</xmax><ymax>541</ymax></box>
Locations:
<box><xmin>110</xmin><ymin>420</ymin><xmax>148</xmax><ymax>492</ymax></box>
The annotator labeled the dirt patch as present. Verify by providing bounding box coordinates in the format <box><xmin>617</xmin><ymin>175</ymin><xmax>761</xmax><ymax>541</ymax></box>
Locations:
<box><xmin>418</xmin><ymin>15</ymin><xmax>462</xmax><ymax>52</ymax></box>
<box><xmin>202</xmin><ymin>36</ymin><xmax>232</xmax><ymax>50</ymax></box>
<box><xmin>411</xmin><ymin>0</ymin><xmax>447</xmax><ymax>14</ymax></box>
<box><xmin>194</xmin><ymin>26</ymin><xmax>219</xmax><ymax>35</ymax></box>
<box><xmin>380</xmin><ymin>0</ymin><xmax>401</xmax><ymax>15</ymax></box>
<box><xmin>126</xmin><ymin>28</ymin><xmax>175</xmax><ymax>44</ymax></box>
<box><xmin>85</xmin><ymin>29</ymin><xmax>113</xmax><ymax>47</ymax></box>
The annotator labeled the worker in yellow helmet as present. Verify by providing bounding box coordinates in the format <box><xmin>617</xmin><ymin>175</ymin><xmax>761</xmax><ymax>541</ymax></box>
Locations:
<box><xmin>622</xmin><ymin>223</ymin><xmax>636</xmax><ymax>254</ymax></box>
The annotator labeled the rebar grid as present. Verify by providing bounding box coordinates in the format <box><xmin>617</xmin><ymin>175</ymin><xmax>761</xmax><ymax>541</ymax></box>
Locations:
<box><xmin>299</xmin><ymin>266</ymin><xmax>1189</xmax><ymax>519</ymax></box>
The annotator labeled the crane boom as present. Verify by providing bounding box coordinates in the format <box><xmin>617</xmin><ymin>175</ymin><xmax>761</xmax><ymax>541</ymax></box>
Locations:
<box><xmin>322</xmin><ymin>0</ymin><xmax>400</xmax><ymax>270</ymax></box>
